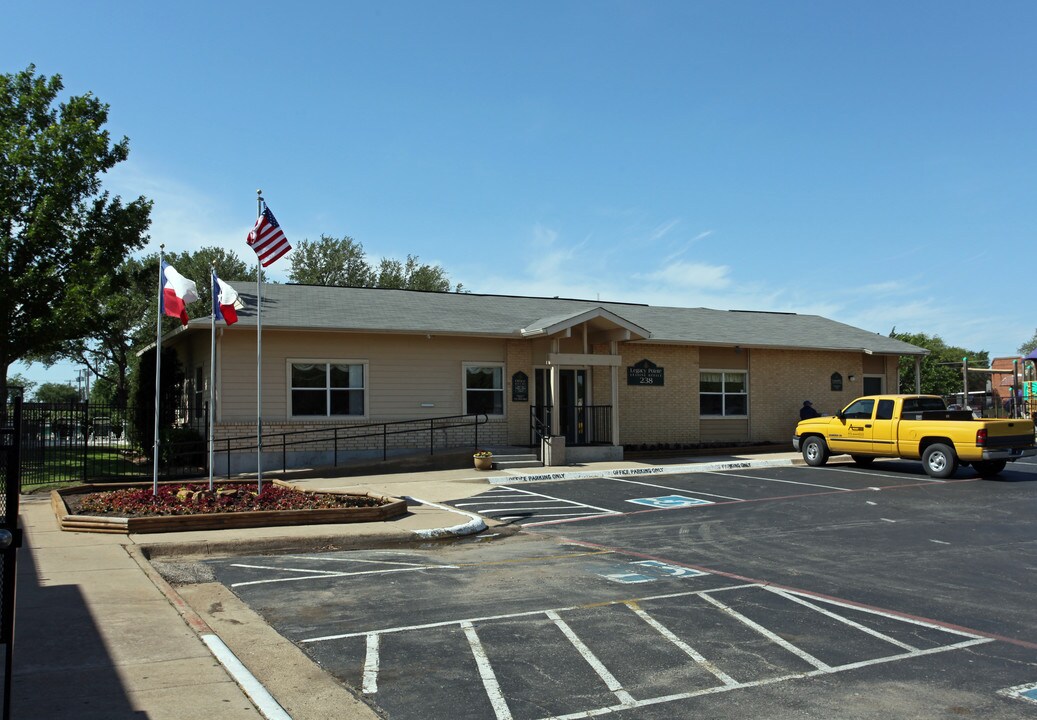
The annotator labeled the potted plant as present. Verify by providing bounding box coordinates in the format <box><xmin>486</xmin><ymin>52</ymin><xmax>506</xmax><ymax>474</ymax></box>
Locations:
<box><xmin>473</xmin><ymin>450</ymin><xmax>493</xmax><ymax>470</ymax></box>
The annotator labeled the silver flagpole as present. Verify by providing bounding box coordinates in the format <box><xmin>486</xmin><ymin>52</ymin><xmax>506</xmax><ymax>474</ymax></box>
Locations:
<box><xmin>209</xmin><ymin>263</ymin><xmax>216</xmax><ymax>492</ymax></box>
<box><xmin>153</xmin><ymin>245</ymin><xmax>165</xmax><ymax>496</ymax></box>
<box><xmin>256</xmin><ymin>190</ymin><xmax>264</xmax><ymax>493</ymax></box>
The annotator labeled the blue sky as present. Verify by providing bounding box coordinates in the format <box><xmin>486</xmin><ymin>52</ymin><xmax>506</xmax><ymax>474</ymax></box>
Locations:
<box><xmin>6</xmin><ymin>1</ymin><xmax>1036</xmax><ymax>390</ymax></box>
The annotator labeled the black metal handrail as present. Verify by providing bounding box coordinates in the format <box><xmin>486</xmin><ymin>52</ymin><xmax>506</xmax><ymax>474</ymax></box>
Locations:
<box><xmin>530</xmin><ymin>405</ymin><xmax>552</xmax><ymax>451</ymax></box>
<box><xmin>530</xmin><ymin>404</ymin><xmax>612</xmax><ymax>446</ymax></box>
<box><xmin>216</xmin><ymin>412</ymin><xmax>490</xmax><ymax>476</ymax></box>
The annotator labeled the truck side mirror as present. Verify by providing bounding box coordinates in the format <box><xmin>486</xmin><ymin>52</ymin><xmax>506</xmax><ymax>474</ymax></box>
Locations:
<box><xmin>837</xmin><ymin>411</ymin><xmax>845</xmax><ymax>422</ymax></box>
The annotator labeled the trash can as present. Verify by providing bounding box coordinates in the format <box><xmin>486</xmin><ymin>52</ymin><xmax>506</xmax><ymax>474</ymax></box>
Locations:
<box><xmin>542</xmin><ymin>435</ymin><xmax>566</xmax><ymax>466</ymax></box>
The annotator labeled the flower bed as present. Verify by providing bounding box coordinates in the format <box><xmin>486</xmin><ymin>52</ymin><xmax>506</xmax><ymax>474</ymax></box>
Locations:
<box><xmin>52</xmin><ymin>480</ymin><xmax>406</xmax><ymax>534</ymax></box>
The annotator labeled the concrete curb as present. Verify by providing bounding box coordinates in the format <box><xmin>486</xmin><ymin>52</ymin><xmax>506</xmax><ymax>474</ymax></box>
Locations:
<box><xmin>491</xmin><ymin>456</ymin><xmax>808</xmax><ymax>485</ymax></box>
<box><xmin>125</xmin><ymin>544</ymin><xmax>290</xmax><ymax>719</ymax></box>
<box><xmin>406</xmin><ymin>496</ymin><xmax>488</xmax><ymax>539</ymax></box>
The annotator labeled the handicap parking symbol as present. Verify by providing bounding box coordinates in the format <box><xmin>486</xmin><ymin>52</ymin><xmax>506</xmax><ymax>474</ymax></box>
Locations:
<box><xmin>626</xmin><ymin>494</ymin><xmax>714</xmax><ymax>509</ymax></box>
<box><xmin>598</xmin><ymin>560</ymin><xmax>709</xmax><ymax>584</ymax></box>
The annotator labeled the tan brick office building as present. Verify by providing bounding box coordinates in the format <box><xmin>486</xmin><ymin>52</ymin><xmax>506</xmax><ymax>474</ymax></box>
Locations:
<box><xmin>166</xmin><ymin>284</ymin><xmax>926</xmax><ymax>471</ymax></box>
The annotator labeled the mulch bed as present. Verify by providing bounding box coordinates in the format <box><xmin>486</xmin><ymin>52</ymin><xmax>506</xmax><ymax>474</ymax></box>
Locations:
<box><xmin>52</xmin><ymin>480</ymin><xmax>407</xmax><ymax>534</ymax></box>
<box><xmin>62</xmin><ymin>482</ymin><xmax>387</xmax><ymax>518</ymax></box>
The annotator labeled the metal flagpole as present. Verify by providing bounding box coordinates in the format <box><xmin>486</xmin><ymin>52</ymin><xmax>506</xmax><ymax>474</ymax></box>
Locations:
<box><xmin>153</xmin><ymin>245</ymin><xmax>165</xmax><ymax>496</ymax></box>
<box><xmin>256</xmin><ymin>190</ymin><xmax>264</xmax><ymax>493</ymax></box>
<box><xmin>209</xmin><ymin>264</ymin><xmax>216</xmax><ymax>491</ymax></box>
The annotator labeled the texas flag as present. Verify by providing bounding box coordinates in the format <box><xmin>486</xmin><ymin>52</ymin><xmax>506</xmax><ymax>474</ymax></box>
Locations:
<box><xmin>160</xmin><ymin>261</ymin><xmax>199</xmax><ymax>326</ymax></box>
<box><xmin>213</xmin><ymin>272</ymin><xmax>244</xmax><ymax>325</ymax></box>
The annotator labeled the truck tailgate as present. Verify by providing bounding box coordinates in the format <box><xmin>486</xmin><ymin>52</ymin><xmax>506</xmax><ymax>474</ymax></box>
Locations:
<box><xmin>982</xmin><ymin>419</ymin><xmax>1036</xmax><ymax>447</ymax></box>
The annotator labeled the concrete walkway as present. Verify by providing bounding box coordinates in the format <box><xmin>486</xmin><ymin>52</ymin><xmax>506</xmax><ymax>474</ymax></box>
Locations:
<box><xmin>12</xmin><ymin>451</ymin><xmax>804</xmax><ymax>719</ymax></box>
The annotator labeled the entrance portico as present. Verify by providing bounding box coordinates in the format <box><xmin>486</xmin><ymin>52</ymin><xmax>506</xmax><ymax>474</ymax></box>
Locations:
<box><xmin>521</xmin><ymin>307</ymin><xmax>650</xmax><ymax>462</ymax></box>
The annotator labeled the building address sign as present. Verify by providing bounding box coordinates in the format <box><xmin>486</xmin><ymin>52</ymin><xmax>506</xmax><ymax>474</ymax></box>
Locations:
<box><xmin>627</xmin><ymin>359</ymin><xmax>664</xmax><ymax>386</ymax></box>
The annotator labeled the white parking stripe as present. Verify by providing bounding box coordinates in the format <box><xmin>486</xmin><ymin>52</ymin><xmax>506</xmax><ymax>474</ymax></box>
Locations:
<box><xmin>362</xmin><ymin>633</ymin><xmax>380</xmax><ymax>694</ymax></box>
<box><xmin>506</xmin><ymin>485</ymin><xmax>622</xmax><ymax>514</ymax></box>
<box><xmin>307</xmin><ymin>576</ymin><xmax>998</xmax><ymax>720</ymax></box>
<box><xmin>605</xmin><ymin>477</ymin><xmax>744</xmax><ymax>501</ymax></box>
<box><xmin>301</xmin><ymin>585</ymin><xmax>760</xmax><ymax>642</ymax></box>
<box><xmin>762</xmin><ymin>587</ymin><xmax>918</xmax><ymax>651</ymax></box>
<box><xmin>777</xmin><ymin>588</ymin><xmax>988</xmax><ymax>639</ymax></box>
<box><xmin>500</xmin><ymin>512</ymin><xmax>614</xmax><ymax>520</ymax></box>
<box><xmin>698</xmin><ymin>592</ymin><xmax>833</xmax><ymax>671</ymax></box>
<box><xmin>820</xmin><ymin>466</ymin><xmax>944</xmax><ymax>482</ymax></box>
<box><xmin>547</xmin><ymin>610</ymin><xmax>637</xmax><ymax>707</ymax></box>
<box><xmin>462</xmin><ymin>621</ymin><xmax>514</xmax><ymax>720</ymax></box>
<box><xmin>285</xmin><ymin>555</ymin><xmax>434</xmax><ymax>567</ymax></box>
<box><xmin>230</xmin><ymin>564</ymin><xmax>459</xmax><ymax>588</ymax></box>
<box><xmin>706</xmin><ymin>471</ymin><xmax>846</xmax><ymax>491</ymax></box>
<box><xmin>626</xmin><ymin>602</ymin><xmax>739</xmax><ymax>686</ymax></box>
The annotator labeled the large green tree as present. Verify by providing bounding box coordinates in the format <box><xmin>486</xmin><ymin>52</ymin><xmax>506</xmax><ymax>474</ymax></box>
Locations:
<box><xmin>288</xmin><ymin>234</ymin><xmax>373</xmax><ymax>286</ymax></box>
<box><xmin>0</xmin><ymin>65</ymin><xmax>151</xmax><ymax>399</ymax></box>
<box><xmin>32</xmin><ymin>247</ymin><xmax>252</xmax><ymax>405</ymax></box>
<box><xmin>288</xmin><ymin>234</ymin><xmax>463</xmax><ymax>291</ymax></box>
<box><xmin>891</xmin><ymin>330</ymin><xmax>990</xmax><ymax>396</ymax></box>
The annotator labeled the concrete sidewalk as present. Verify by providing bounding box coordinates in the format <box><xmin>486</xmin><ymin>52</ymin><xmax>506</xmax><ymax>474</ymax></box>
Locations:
<box><xmin>12</xmin><ymin>451</ymin><xmax>804</xmax><ymax>719</ymax></box>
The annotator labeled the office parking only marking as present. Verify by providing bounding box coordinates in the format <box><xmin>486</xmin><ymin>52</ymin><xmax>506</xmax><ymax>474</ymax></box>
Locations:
<box><xmin>299</xmin><ymin>581</ymin><xmax>992</xmax><ymax>720</ymax></box>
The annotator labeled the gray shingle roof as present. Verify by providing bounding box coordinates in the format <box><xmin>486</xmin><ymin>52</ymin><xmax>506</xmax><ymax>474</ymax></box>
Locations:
<box><xmin>196</xmin><ymin>283</ymin><xmax>926</xmax><ymax>356</ymax></box>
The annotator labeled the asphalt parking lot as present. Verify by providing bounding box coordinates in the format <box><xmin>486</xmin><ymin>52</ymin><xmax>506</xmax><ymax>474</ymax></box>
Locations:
<box><xmin>204</xmin><ymin>459</ymin><xmax>1037</xmax><ymax>719</ymax></box>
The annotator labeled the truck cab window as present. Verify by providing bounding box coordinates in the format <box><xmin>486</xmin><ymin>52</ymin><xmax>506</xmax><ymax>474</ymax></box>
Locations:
<box><xmin>876</xmin><ymin>399</ymin><xmax>894</xmax><ymax>420</ymax></box>
<box><xmin>843</xmin><ymin>399</ymin><xmax>875</xmax><ymax>419</ymax></box>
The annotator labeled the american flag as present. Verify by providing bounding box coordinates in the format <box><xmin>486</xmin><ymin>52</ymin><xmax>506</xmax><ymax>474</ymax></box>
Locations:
<box><xmin>247</xmin><ymin>206</ymin><xmax>291</xmax><ymax>267</ymax></box>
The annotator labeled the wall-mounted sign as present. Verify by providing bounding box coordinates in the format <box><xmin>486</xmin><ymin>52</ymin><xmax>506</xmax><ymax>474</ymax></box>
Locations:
<box><xmin>511</xmin><ymin>371</ymin><xmax>529</xmax><ymax>402</ymax></box>
<box><xmin>627</xmin><ymin>359</ymin><xmax>664</xmax><ymax>386</ymax></box>
<box><xmin>830</xmin><ymin>372</ymin><xmax>843</xmax><ymax>392</ymax></box>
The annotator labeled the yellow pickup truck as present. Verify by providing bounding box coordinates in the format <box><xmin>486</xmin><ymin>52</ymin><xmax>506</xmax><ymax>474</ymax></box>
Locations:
<box><xmin>792</xmin><ymin>394</ymin><xmax>1036</xmax><ymax>478</ymax></box>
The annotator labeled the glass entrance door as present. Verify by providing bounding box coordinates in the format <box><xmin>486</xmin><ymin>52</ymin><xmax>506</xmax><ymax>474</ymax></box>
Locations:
<box><xmin>535</xmin><ymin>368</ymin><xmax>587</xmax><ymax>445</ymax></box>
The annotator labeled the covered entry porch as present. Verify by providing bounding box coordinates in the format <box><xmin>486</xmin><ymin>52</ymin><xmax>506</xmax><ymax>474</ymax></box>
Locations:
<box><xmin>520</xmin><ymin>306</ymin><xmax>651</xmax><ymax>464</ymax></box>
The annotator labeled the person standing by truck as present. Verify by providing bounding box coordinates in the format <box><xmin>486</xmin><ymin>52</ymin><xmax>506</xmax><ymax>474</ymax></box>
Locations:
<box><xmin>800</xmin><ymin>400</ymin><xmax>820</xmax><ymax>420</ymax></box>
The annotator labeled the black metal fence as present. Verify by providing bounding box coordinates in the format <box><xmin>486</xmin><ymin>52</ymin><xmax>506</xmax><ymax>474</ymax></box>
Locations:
<box><xmin>18</xmin><ymin>399</ymin><xmax>206</xmax><ymax>487</ymax></box>
<box><xmin>17</xmin><ymin>400</ymin><xmax>491</xmax><ymax>487</ymax></box>
<box><xmin>1</xmin><ymin>395</ymin><xmax>23</xmax><ymax>719</ymax></box>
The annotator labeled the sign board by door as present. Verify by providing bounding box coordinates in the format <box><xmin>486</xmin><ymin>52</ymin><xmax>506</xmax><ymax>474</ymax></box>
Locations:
<box><xmin>627</xmin><ymin>359</ymin><xmax>664</xmax><ymax>386</ymax></box>
<box><xmin>511</xmin><ymin>371</ymin><xmax>529</xmax><ymax>402</ymax></box>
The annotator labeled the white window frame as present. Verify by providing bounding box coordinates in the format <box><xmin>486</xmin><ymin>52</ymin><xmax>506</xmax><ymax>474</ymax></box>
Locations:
<box><xmin>699</xmin><ymin>368</ymin><xmax>749</xmax><ymax>418</ymax></box>
<box><xmin>287</xmin><ymin>358</ymin><xmax>369</xmax><ymax>419</ymax></box>
<box><xmin>462</xmin><ymin>362</ymin><xmax>505</xmax><ymax>417</ymax></box>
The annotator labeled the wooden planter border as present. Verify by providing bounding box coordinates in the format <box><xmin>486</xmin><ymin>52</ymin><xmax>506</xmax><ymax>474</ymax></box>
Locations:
<box><xmin>51</xmin><ymin>479</ymin><xmax>407</xmax><ymax>534</ymax></box>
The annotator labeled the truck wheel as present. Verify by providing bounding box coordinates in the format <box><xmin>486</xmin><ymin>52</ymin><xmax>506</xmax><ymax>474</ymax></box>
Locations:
<box><xmin>850</xmin><ymin>455</ymin><xmax>874</xmax><ymax>467</ymax></box>
<box><xmin>922</xmin><ymin>443</ymin><xmax>958</xmax><ymax>479</ymax></box>
<box><xmin>973</xmin><ymin>460</ymin><xmax>1007</xmax><ymax>478</ymax></box>
<box><xmin>802</xmin><ymin>436</ymin><xmax>829</xmax><ymax>467</ymax></box>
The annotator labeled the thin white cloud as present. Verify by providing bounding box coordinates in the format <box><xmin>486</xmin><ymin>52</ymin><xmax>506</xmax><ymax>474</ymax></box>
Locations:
<box><xmin>663</xmin><ymin>230</ymin><xmax>715</xmax><ymax>263</ymax></box>
<box><xmin>647</xmin><ymin>218</ymin><xmax>680</xmax><ymax>243</ymax></box>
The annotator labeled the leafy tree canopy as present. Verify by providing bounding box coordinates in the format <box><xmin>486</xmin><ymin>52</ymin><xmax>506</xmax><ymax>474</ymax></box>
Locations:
<box><xmin>288</xmin><ymin>235</ymin><xmax>463</xmax><ymax>292</ymax></box>
<box><xmin>1018</xmin><ymin>330</ymin><xmax>1037</xmax><ymax>358</ymax></box>
<box><xmin>6</xmin><ymin>372</ymin><xmax>36</xmax><ymax>397</ymax></box>
<box><xmin>891</xmin><ymin>330</ymin><xmax>990</xmax><ymax>396</ymax></box>
<box><xmin>29</xmin><ymin>246</ymin><xmax>252</xmax><ymax>405</ymax></box>
<box><xmin>0</xmin><ymin>65</ymin><xmax>151</xmax><ymax>398</ymax></box>
<box><xmin>33</xmin><ymin>382</ymin><xmax>79</xmax><ymax>403</ymax></box>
